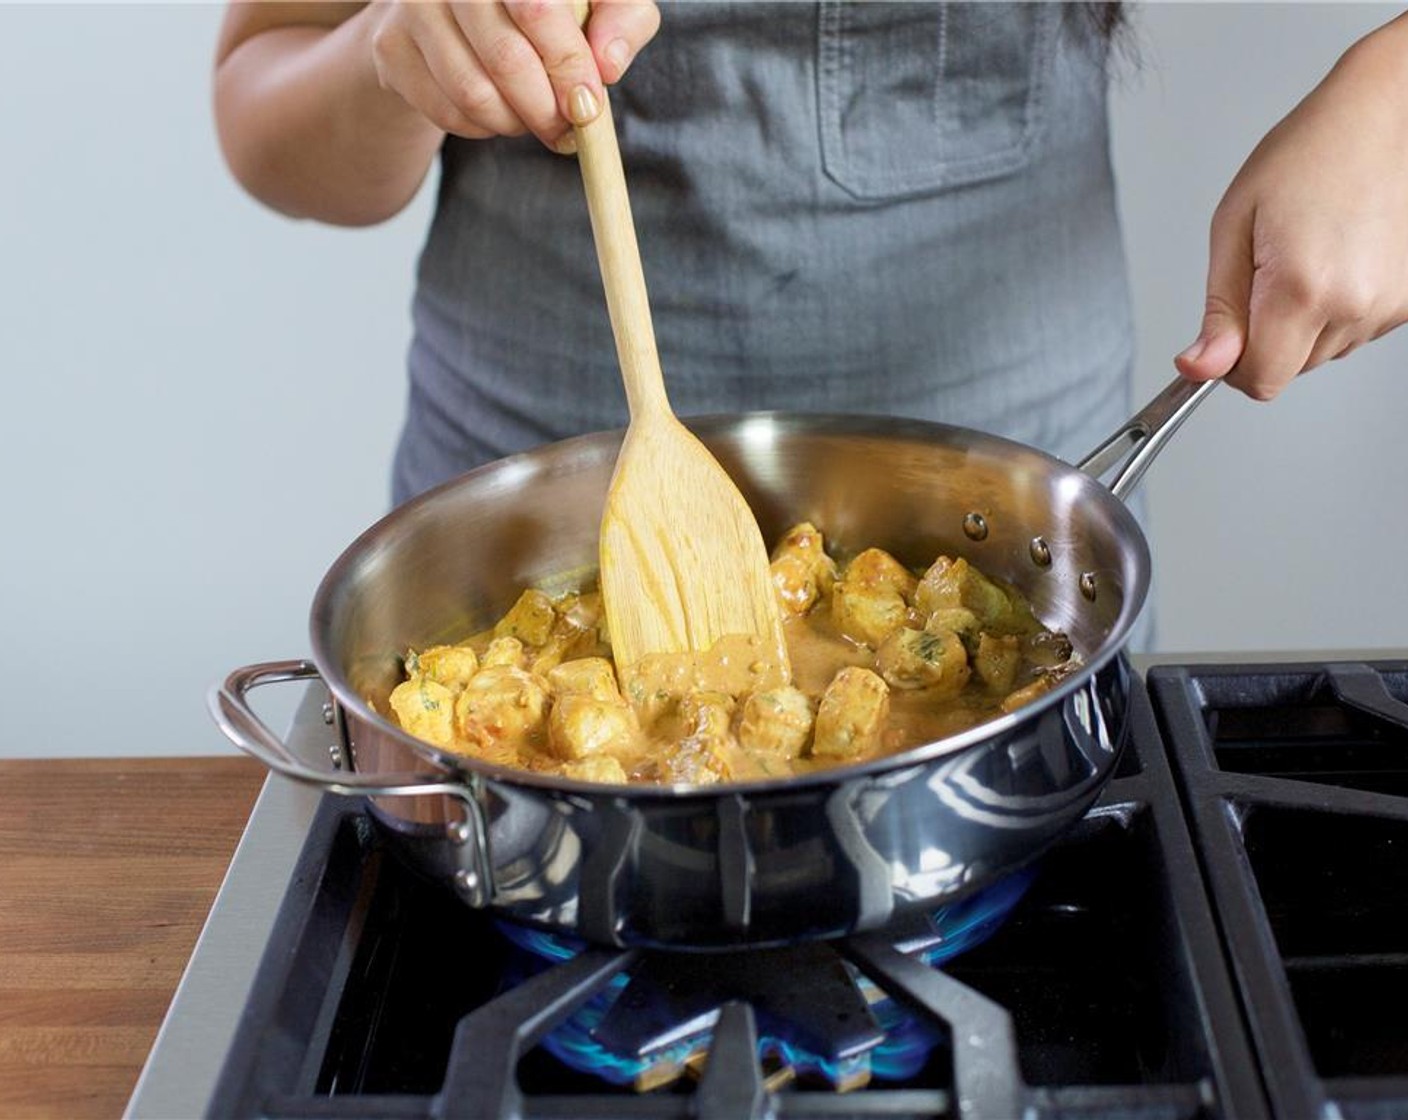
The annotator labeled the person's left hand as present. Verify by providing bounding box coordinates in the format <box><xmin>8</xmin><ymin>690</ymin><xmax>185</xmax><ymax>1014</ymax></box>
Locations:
<box><xmin>1175</xmin><ymin>15</ymin><xmax>1408</xmax><ymax>400</ymax></box>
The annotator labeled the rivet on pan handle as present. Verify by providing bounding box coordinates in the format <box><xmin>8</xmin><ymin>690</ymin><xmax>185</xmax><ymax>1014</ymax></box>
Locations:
<box><xmin>208</xmin><ymin>659</ymin><xmax>494</xmax><ymax>906</ymax></box>
<box><xmin>1076</xmin><ymin>377</ymin><xmax>1220</xmax><ymax>502</ymax></box>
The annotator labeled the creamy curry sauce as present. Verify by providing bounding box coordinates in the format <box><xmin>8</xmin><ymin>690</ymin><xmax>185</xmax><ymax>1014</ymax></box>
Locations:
<box><xmin>384</xmin><ymin>522</ymin><xmax>1079</xmax><ymax>786</ymax></box>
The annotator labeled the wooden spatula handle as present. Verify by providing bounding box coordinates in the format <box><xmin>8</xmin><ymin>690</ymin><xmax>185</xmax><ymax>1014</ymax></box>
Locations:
<box><xmin>574</xmin><ymin>93</ymin><xmax>670</xmax><ymax>419</ymax></box>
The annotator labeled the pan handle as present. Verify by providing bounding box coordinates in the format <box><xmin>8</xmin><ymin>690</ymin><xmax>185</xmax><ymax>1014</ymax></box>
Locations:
<box><xmin>209</xmin><ymin>660</ymin><xmax>464</xmax><ymax>799</ymax></box>
<box><xmin>1075</xmin><ymin>376</ymin><xmax>1220</xmax><ymax>502</ymax></box>
<box><xmin>208</xmin><ymin>660</ymin><xmax>494</xmax><ymax>904</ymax></box>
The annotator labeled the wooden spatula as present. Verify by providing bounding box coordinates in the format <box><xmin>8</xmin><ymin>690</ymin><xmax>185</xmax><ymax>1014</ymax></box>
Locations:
<box><xmin>570</xmin><ymin>81</ymin><xmax>788</xmax><ymax>686</ymax></box>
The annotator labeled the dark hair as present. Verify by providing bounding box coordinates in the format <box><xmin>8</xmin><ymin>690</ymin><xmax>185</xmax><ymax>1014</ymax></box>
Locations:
<box><xmin>1083</xmin><ymin>1</ymin><xmax>1126</xmax><ymax>42</ymax></box>
<box><xmin>1071</xmin><ymin>1</ymin><xmax>1137</xmax><ymax>72</ymax></box>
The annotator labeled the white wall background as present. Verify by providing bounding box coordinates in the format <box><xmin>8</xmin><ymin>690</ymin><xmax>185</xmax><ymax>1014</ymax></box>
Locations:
<box><xmin>1112</xmin><ymin>3</ymin><xmax>1408</xmax><ymax>656</ymax></box>
<box><xmin>2</xmin><ymin>3</ymin><xmax>1405</xmax><ymax>759</ymax></box>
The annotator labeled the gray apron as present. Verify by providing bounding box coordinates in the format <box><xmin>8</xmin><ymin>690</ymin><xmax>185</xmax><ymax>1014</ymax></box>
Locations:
<box><xmin>394</xmin><ymin>1</ymin><xmax>1132</xmax><ymax>503</ymax></box>
<box><xmin>392</xmin><ymin>1</ymin><xmax>1145</xmax><ymax>640</ymax></box>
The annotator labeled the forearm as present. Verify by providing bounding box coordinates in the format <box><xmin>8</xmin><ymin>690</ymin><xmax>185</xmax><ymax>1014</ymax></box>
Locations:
<box><xmin>214</xmin><ymin>5</ymin><xmax>444</xmax><ymax>226</ymax></box>
<box><xmin>1175</xmin><ymin>8</ymin><xmax>1408</xmax><ymax>399</ymax></box>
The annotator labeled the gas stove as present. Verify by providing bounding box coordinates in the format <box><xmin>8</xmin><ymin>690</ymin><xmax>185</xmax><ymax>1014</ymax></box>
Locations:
<box><xmin>126</xmin><ymin>657</ymin><xmax>1408</xmax><ymax>1119</ymax></box>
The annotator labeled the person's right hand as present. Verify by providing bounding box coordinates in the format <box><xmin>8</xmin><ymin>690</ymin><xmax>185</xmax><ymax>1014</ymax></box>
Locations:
<box><xmin>366</xmin><ymin>1</ymin><xmax>661</xmax><ymax>155</ymax></box>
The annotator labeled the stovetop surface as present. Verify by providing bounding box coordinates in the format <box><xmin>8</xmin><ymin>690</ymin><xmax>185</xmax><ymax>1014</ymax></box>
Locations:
<box><xmin>1149</xmin><ymin>662</ymin><xmax>1408</xmax><ymax>1120</ymax></box>
<box><xmin>127</xmin><ymin>659</ymin><xmax>1408</xmax><ymax>1120</ymax></box>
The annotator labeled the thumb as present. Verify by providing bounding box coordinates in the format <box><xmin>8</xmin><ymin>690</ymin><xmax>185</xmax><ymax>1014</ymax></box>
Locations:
<box><xmin>1175</xmin><ymin>200</ymin><xmax>1253</xmax><ymax>381</ymax></box>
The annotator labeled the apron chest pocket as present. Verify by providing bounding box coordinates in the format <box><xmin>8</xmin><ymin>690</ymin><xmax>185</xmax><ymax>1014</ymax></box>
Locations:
<box><xmin>818</xmin><ymin>1</ymin><xmax>1059</xmax><ymax>201</ymax></box>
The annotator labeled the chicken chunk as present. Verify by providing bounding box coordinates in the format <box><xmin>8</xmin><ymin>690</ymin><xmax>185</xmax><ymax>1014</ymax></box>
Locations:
<box><xmin>540</xmin><ymin>588</ymin><xmax>611</xmax><ymax>651</ymax></box>
<box><xmin>655</xmin><ymin>692</ymin><xmax>752</xmax><ymax>785</ymax></box>
<box><xmin>926</xmin><ymin>607</ymin><xmax>981</xmax><ymax>651</ymax></box>
<box><xmin>678</xmin><ymin>691</ymin><xmax>736</xmax><ymax>738</ymax></box>
<box><xmin>1025</xmin><ymin>629</ymin><xmax>1075</xmax><ymax>669</ymax></box>
<box><xmin>973</xmin><ymin>633</ymin><xmax>1021</xmax><ymax>693</ymax></box>
<box><xmin>659</xmin><ymin>736</ymin><xmax>735</xmax><ymax>786</ymax></box>
<box><xmin>843</xmin><ymin>548</ymin><xmax>918</xmax><ymax>599</ymax></box>
<box><xmin>772</xmin><ymin>554</ymin><xmax>823</xmax><ymax>616</ymax></box>
<box><xmin>454</xmin><ymin>666</ymin><xmax>549</xmax><ymax>753</ymax></box>
<box><xmin>915</xmin><ymin>556</ymin><xmax>1001</xmax><ymax>619</ymax></box>
<box><xmin>547</xmin><ymin>657</ymin><xmax>622</xmax><ymax>702</ymax></box>
<box><xmin>832</xmin><ymin>583</ymin><xmax>907</xmax><ymax>648</ymax></box>
<box><xmin>831</xmin><ymin>548</ymin><xmax>920</xmax><ymax>647</ymax></box>
<box><xmin>915</xmin><ymin>557</ymin><xmax>1036</xmax><ymax>634</ymax></box>
<box><xmin>388</xmin><ymin>676</ymin><xmax>457</xmax><ymax>748</ymax></box>
<box><xmin>738</xmin><ymin>686</ymin><xmax>814</xmax><ymax>758</ymax></box>
<box><xmin>999</xmin><ymin>660</ymin><xmax>1082</xmax><ymax>714</ymax></box>
<box><xmin>769</xmin><ymin>522</ymin><xmax>838</xmax><ymax>615</ymax></box>
<box><xmin>875</xmin><ymin>627</ymin><xmax>970</xmax><ymax>695</ymax></box>
<box><xmin>561</xmin><ymin>755</ymin><xmax>629</xmax><ymax>784</ymax></box>
<box><xmin>548</xmin><ymin>693</ymin><xmax>639</xmax><ymax>760</ymax></box>
<box><xmin>530</xmin><ymin>596</ymin><xmax>607</xmax><ymax>673</ymax></box>
<box><xmin>812</xmin><ymin>667</ymin><xmax>890</xmax><ymax>759</ymax></box>
<box><xmin>660</xmin><ymin>730</ymin><xmax>777</xmax><ymax>785</ymax></box>
<box><xmin>558</xmin><ymin>590</ymin><xmax>603</xmax><ymax>630</ymax></box>
<box><xmin>411</xmin><ymin>644</ymin><xmax>480</xmax><ymax>691</ymax></box>
<box><xmin>482</xmin><ymin>635</ymin><xmax>527</xmax><ymax>669</ymax></box>
<box><xmin>493</xmin><ymin>589</ymin><xmax>557</xmax><ymax>647</ymax></box>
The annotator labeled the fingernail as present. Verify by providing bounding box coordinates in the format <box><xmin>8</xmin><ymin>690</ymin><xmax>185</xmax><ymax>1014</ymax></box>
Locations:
<box><xmin>1176</xmin><ymin>336</ymin><xmax>1208</xmax><ymax>365</ymax></box>
<box><xmin>569</xmin><ymin>84</ymin><xmax>600</xmax><ymax>126</ymax></box>
<box><xmin>605</xmin><ymin>38</ymin><xmax>633</xmax><ymax>79</ymax></box>
<box><xmin>554</xmin><ymin>133</ymin><xmax>578</xmax><ymax>156</ymax></box>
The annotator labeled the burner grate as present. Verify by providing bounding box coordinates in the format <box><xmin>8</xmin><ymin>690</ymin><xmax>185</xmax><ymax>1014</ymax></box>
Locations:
<box><xmin>1151</xmin><ymin>660</ymin><xmax>1408</xmax><ymax>1120</ymax></box>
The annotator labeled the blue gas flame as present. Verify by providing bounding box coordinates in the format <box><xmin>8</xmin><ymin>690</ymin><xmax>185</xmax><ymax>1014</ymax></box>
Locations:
<box><xmin>496</xmin><ymin>866</ymin><xmax>1035</xmax><ymax>1088</ymax></box>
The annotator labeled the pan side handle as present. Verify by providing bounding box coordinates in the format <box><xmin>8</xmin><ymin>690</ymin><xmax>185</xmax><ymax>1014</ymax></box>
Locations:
<box><xmin>1076</xmin><ymin>377</ymin><xmax>1219</xmax><ymax>502</ymax></box>
<box><xmin>208</xmin><ymin>660</ymin><xmax>495</xmax><ymax>906</ymax></box>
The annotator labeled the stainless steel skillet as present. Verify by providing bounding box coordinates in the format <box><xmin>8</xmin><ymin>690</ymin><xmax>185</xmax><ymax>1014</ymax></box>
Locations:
<box><xmin>211</xmin><ymin>377</ymin><xmax>1215</xmax><ymax>949</ymax></box>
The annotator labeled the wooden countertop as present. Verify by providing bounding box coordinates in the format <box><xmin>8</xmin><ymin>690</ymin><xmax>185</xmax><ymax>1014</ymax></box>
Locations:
<box><xmin>0</xmin><ymin>756</ymin><xmax>267</xmax><ymax>1120</ymax></box>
